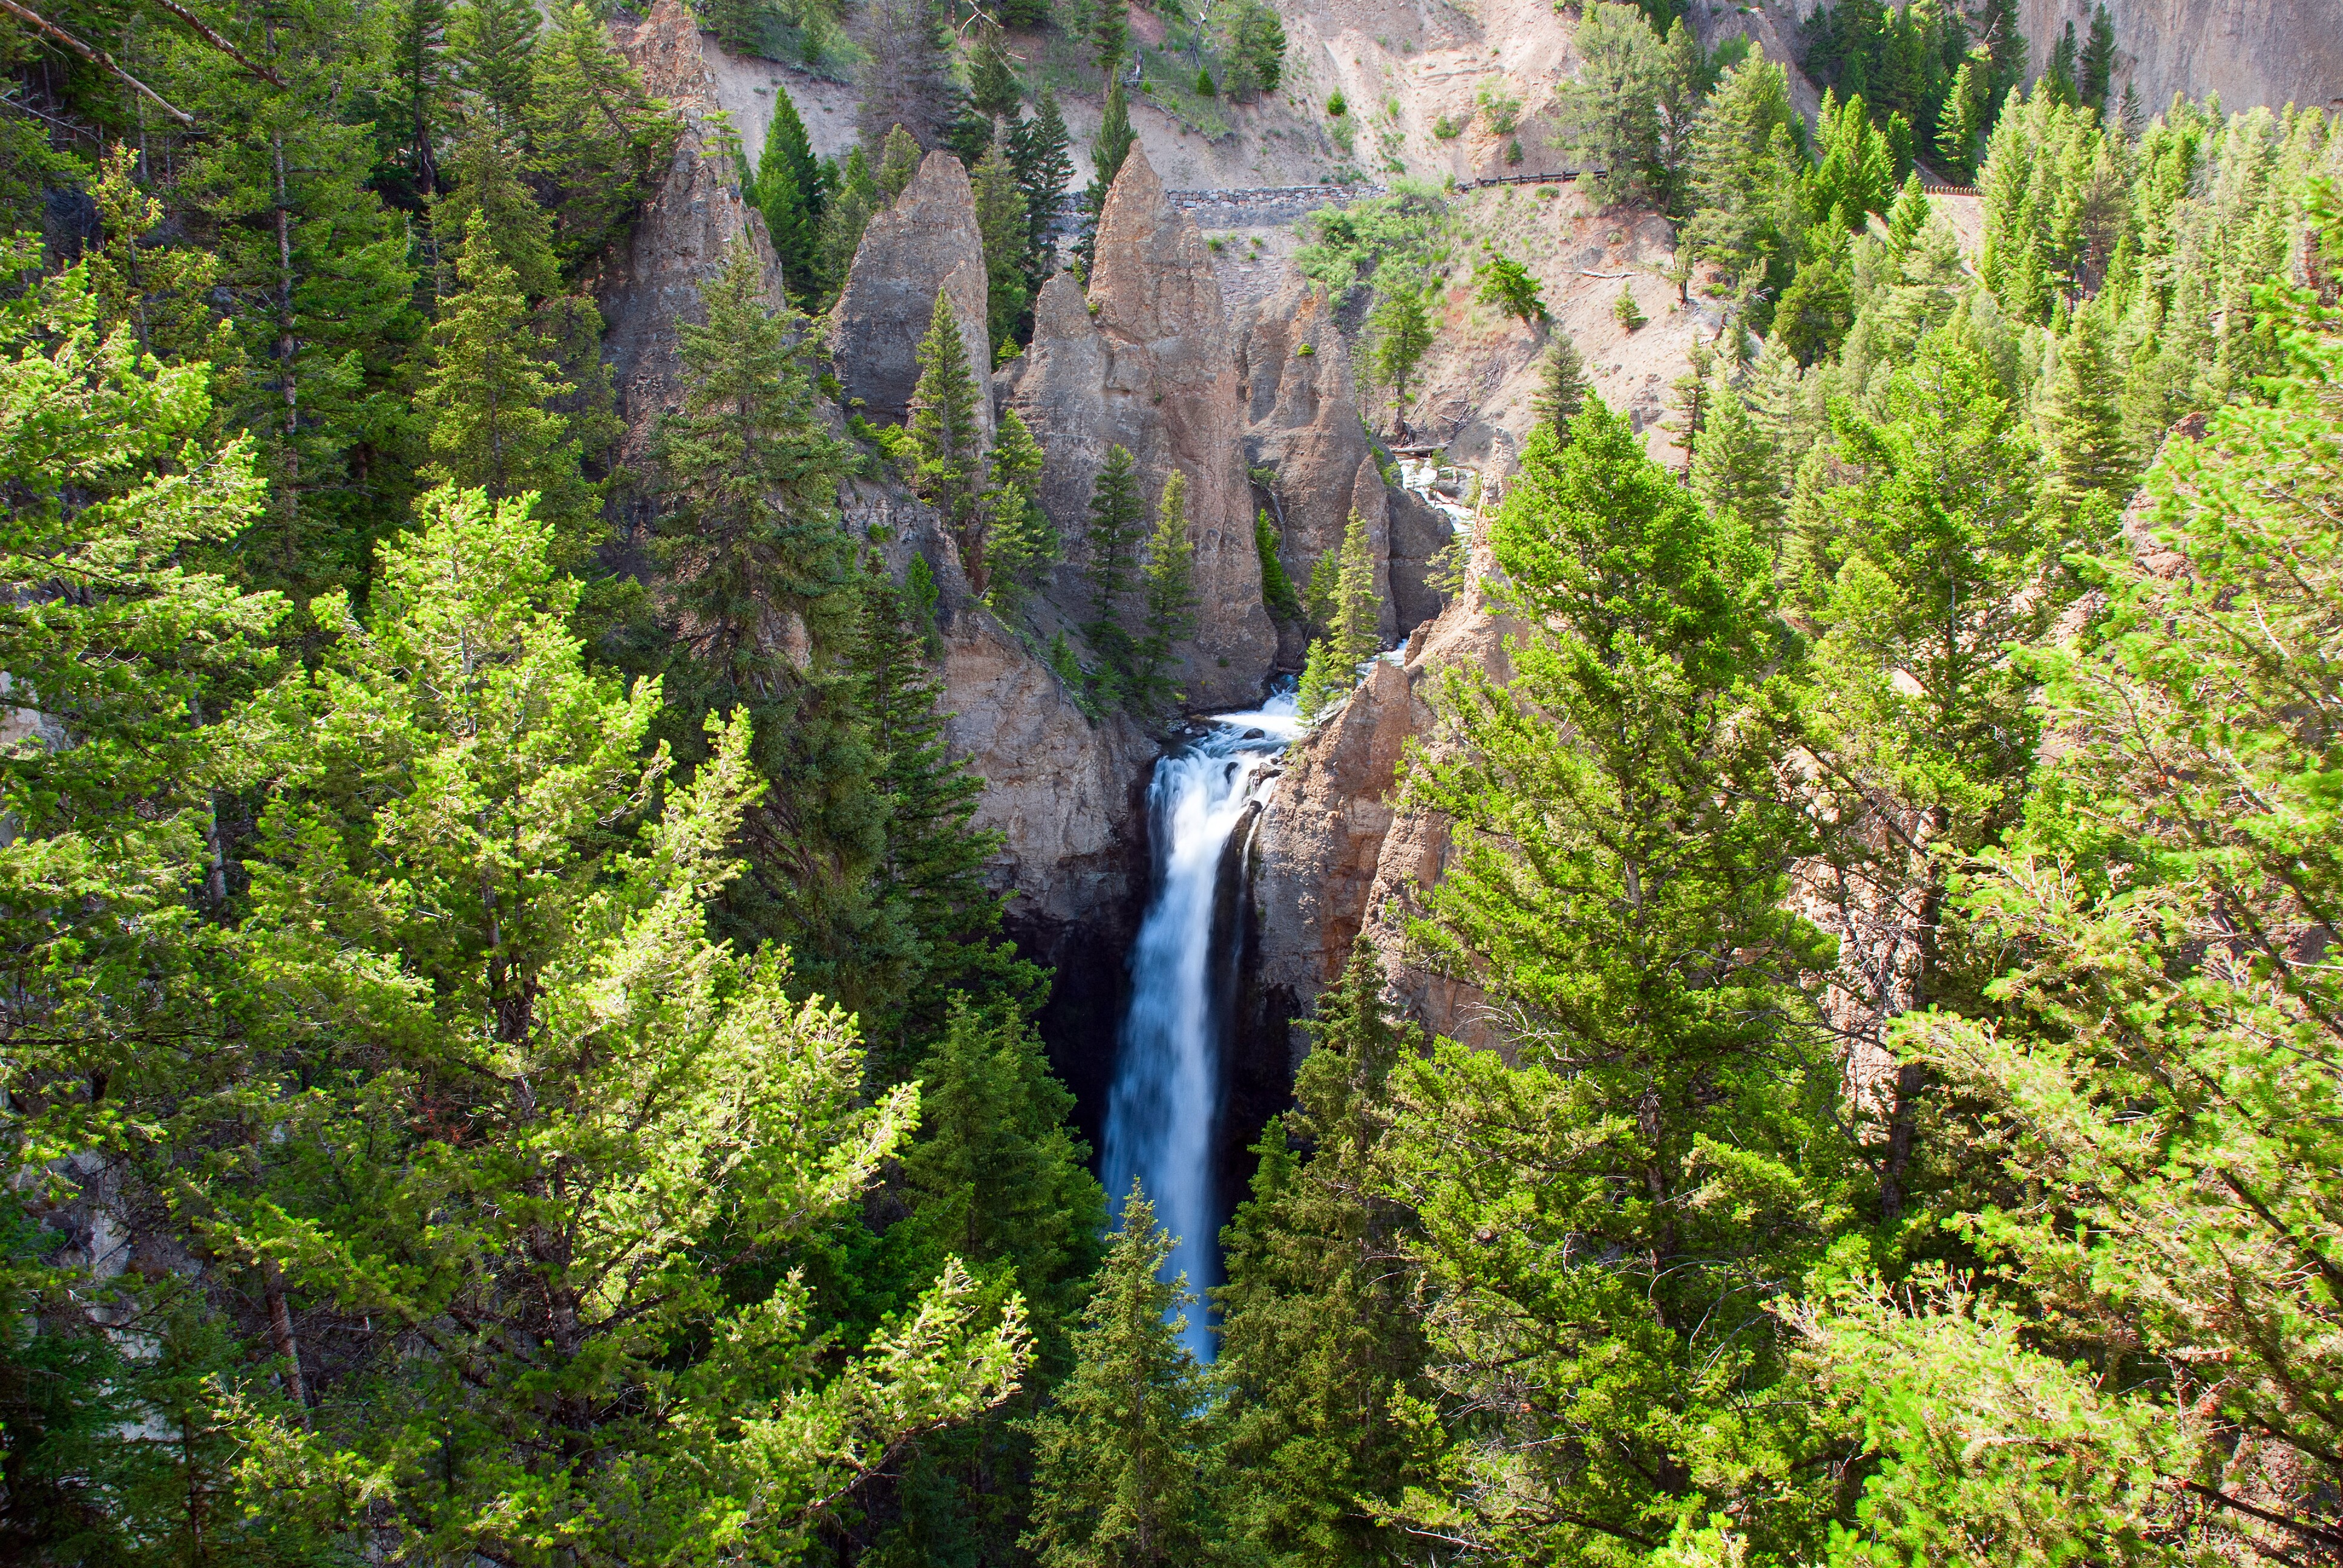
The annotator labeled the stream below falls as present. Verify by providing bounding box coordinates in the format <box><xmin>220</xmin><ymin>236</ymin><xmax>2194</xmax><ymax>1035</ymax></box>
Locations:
<box><xmin>1101</xmin><ymin>691</ymin><xmax>1301</xmax><ymax>1363</ymax></box>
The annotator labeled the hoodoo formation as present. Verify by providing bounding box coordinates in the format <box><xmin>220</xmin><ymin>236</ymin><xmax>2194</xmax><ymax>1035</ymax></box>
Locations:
<box><xmin>5</xmin><ymin>0</ymin><xmax>2342</xmax><ymax>1557</ymax></box>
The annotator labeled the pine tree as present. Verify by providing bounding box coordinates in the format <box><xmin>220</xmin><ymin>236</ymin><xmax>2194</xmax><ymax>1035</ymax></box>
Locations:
<box><xmin>1689</xmin><ymin>361</ymin><xmax>1784</xmax><ymax>544</ymax></box>
<box><xmin>878</xmin><ymin>122</ymin><xmax>924</xmax><ymax>199</ymax></box>
<box><xmin>215</xmin><ymin>485</ymin><xmax>1028</xmax><ymax>1563</ymax></box>
<box><xmin>974</xmin><ymin>140</ymin><xmax>1031</xmax><ymax>356</ymax></box>
<box><xmin>173</xmin><ymin>0</ymin><xmax>424</xmax><ymax>601</ymax></box>
<box><xmin>1011</xmin><ymin>90</ymin><xmax>1075</xmax><ymax>289</ymax></box>
<box><xmin>1090</xmin><ymin>0</ymin><xmax>1128</xmax><ymax>70</ymax></box>
<box><xmin>1530</xmin><ymin>332</ymin><xmax>1589</xmax><ymax>441</ymax></box>
<box><xmin>1473</xmin><ymin>251</ymin><xmax>1545</xmax><ymax>329</ymax></box>
<box><xmin>1394</xmin><ymin>398</ymin><xmax>1835</xmax><ymax>1560</ymax></box>
<box><xmin>1133</xmin><ymin>469</ymin><xmax>1200</xmax><ymax>713</ymax></box>
<box><xmin>969</xmin><ymin>20</ymin><xmax>1023</xmax><ymax>121</ymax></box>
<box><xmin>758</xmin><ymin>87</ymin><xmax>824</xmax><ymax>296</ymax></box>
<box><xmin>528</xmin><ymin>2</ymin><xmax>683</xmax><ymax>272</ymax></box>
<box><xmin>853</xmin><ymin>558</ymin><xmax>1042</xmax><ymax>1054</ymax></box>
<box><xmin>2046</xmin><ymin>20</ymin><xmax>2080</xmax><ymax>106</ymax></box>
<box><xmin>1222</xmin><ymin>0</ymin><xmax>1287</xmax><ymax>99</ymax></box>
<box><xmin>1685</xmin><ymin>51</ymin><xmax>1804</xmax><ymax>289</ymax></box>
<box><xmin>451</xmin><ymin>0</ymin><xmax>539</xmax><ymax>130</ymax></box>
<box><xmin>384</xmin><ymin>0</ymin><xmax>454</xmax><ymax>206</ymax></box>
<box><xmin>2079</xmin><ymin>4</ymin><xmax>2115</xmax><ymax>113</ymax></box>
<box><xmin>984</xmin><ymin>407</ymin><xmax>1059</xmax><ymax>615</ymax></box>
<box><xmin>1022</xmin><ymin>1187</ymin><xmax>1214</xmax><ymax>1568</ymax></box>
<box><xmin>417</xmin><ymin>212</ymin><xmax>596</xmax><ymax>561</ymax></box>
<box><xmin>1092</xmin><ymin>71</ymin><xmax>1136</xmax><ymax>201</ymax></box>
<box><xmin>1296</xmin><ymin>510</ymin><xmax>1381</xmax><ymax>722</ymax></box>
<box><xmin>435</xmin><ymin>129</ymin><xmax>562</xmax><ymax>301</ymax></box>
<box><xmin>1083</xmin><ymin>443</ymin><xmax>1147</xmax><ymax>688</ymax></box>
<box><xmin>2038</xmin><ymin>298</ymin><xmax>2134</xmax><ymax>507</ymax></box>
<box><xmin>1211</xmin><ymin>944</ymin><xmax>1434</xmax><ymax>1567</ymax></box>
<box><xmin>817</xmin><ymin>147</ymin><xmax>881</xmax><ymax>302</ymax></box>
<box><xmin>1369</xmin><ymin>274</ymin><xmax>1433</xmax><ymax>434</ymax></box>
<box><xmin>647</xmin><ymin>244</ymin><xmax>885</xmax><ymax>1004</ymax></box>
<box><xmin>908</xmin><ymin>287</ymin><xmax>992</xmax><ymax>586</ymax></box>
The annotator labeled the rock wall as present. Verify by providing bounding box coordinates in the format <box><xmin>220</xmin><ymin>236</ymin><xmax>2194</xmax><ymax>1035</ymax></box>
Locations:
<box><xmin>592</xmin><ymin>0</ymin><xmax>784</xmax><ymax>494</ymax></box>
<box><xmin>1009</xmin><ymin>145</ymin><xmax>1277</xmax><ymax>710</ymax></box>
<box><xmin>1234</xmin><ymin>275</ymin><xmax>1458</xmax><ymax>651</ymax></box>
<box><xmin>2019</xmin><ymin>0</ymin><xmax>2343</xmax><ymax>118</ymax></box>
<box><xmin>828</xmin><ymin>150</ymin><xmax>993</xmax><ymax>442</ymax></box>
<box><xmin>1247</xmin><ymin>531</ymin><xmax>1519</xmax><ymax>1064</ymax></box>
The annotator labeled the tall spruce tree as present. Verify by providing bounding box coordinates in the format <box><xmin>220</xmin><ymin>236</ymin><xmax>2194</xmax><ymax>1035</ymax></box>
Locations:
<box><xmin>1211</xmin><ymin>944</ymin><xmax>1435</xmax><ymax>1567</ymax></box>
<box><xmin>1022</xmin><ymin>1188</ymin><xmax>1215</xmax><ymax>1568</ymax></box>
<box><xmin>816</xmin><ymin>147</ymin><xmax>881</xmax><ymax>302</ymax></box>
<box><xmin>647</xmin><ymin>244</ymin><xmax>886</xmax><ymax>1008</ymax></box>
<box><xmin>1391</xmin><ymin>398</ymin><xmax>1841</xmax><ymax>1560</ymax></box>
<box><xmin>527</xmin><ymin>3</ymin><xmax>683</xmax><ymax>272</ymax></box>
<box><xmin>1133</xmin><ymin>469</ymin><xmax>1199</xmax><ymax>714</ymax></box>
<box><xmin>1531</xmin><ymin>331</ymin><xmax>1590</xmax><ymax>441</ymax></box>
<box><xmin>984</xmin><ymin>407</ymin><xmax>1058</xmax><ymax>615</ymax></box>
<box><xmin>1010</xmin><ymin>90</ymin><xmax>1075</xmax><ymax>289</ymax></box>
<box><xmin>757</xmin><ymin>88</ymin><xmax>824</xmax><ymax>296</ymax></box>
<box><xmin>974</xmin><ymin>141</ymin><xmax>1031</xmax><ymax>355</ymax></box>
<box><xmin>1083</xmin><ymin>443</ymin><xmax>1147</xmax><ymax>689</ymax></box>
<box><xmin>907</xmin><ymin>287</ymin><xmax>992</xmax><ymax>587</ymax></box>
<box><xmin>451</xmin><ymin>0</ymin><xmax>539</xmax><ymax>130</ymax></box>
<box><xmin>416</xmin><ymin>212</ymin><xmax>597</xmax><ymax>563</ymax></box>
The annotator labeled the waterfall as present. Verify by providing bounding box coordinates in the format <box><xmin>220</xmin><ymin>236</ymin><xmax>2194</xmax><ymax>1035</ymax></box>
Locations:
<box><xmin>1102</xmin><ymin>691</ymin><xmax>1300</xmax><ymax>1363</ymax></box>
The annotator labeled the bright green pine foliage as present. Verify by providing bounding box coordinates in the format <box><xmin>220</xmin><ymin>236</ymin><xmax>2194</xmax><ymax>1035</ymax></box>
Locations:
<box><xmin>1022</xmin><ymin>1189</ymin><xmax>1214</xmax><ymax>1568</ymax></box>
<box><xmin>212</xmin><ymin>484</ymin><xmax>1028</xmax><ymax>1560</ymax></box>
<box><xmin>982</xmin><ymin>406</ymin><xmax>1060</xmax><ymax>616</ymax></box>
<box><xmin>1839</xmin><ymin>273</ymin><xmax>2343</xmax><ymax>1558</ymax></box>
<box><xmin>1082</xmin><ymin>443</ymin><xmax>1147</xmax><ymax>694</ymax></box>
<box><xmin>1391</xmin><ymin>398</ymin><xmax>1849</xmax><ymax>1560</ymax></box>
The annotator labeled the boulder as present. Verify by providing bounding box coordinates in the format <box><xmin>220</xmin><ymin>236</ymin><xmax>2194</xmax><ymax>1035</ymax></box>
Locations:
<box><xmin>1010</xmin><ymin>145</ymin><xmax>1276</xmax><ymax>710</ymax></box>
<box><xmin>828</xmin><ymin>149</ymin><xmax>993</xmax><ymax>443</ymax></box>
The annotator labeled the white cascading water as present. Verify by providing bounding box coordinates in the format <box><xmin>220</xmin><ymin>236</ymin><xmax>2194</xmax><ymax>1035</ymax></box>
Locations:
<box><xmin>1102</xmin><ymin>691</ymin><xmax>1301</xmax><ymax>1363</ymax></box>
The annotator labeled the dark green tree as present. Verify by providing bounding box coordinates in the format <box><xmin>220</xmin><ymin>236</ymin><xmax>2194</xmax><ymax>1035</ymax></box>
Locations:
<box><xmin>1473</xmin><ymin>250</ymin><xmax>1546</xmax><ymax>328</ymax></box>
<box><xmin>816</xmin><ymin>146</ymin><xmax>881</xmax><ymax>302</ymax></box>
<box><xmin>1211</xmin><ymin>944</ymin><xmax>1436</xmax><ymax>1568</ymax></box>
<box><xmin>856</xmin><ymin>0</ymin><xmax>955</xmax><ymax>150</ymax></box>
<box><xmin>1530</xmin><ymin>330</ymin><xmax>1589</xmax><ymax>440</ymax></box>
<box><xmin>1083</xmin><ymin>444</ymin><xmax>1147</xmax><ymax>690</ymax></box>
<box><xmin>969</xmin><ymin>20</ymin><xmax>1023</xmax><ymax>121</ymax></box>
<box><xmin>757</xmin><ymin>87</ymin><xmax>825</xmax><ymax>296</ymax></box>
<box><xmin>973</xmin><ymin>140</ymin><xmax>1031</xmax><ymax>355</ymax></box>
<box><xmin>1021</xmin><ymin>1188</ymin><xmax>1214</xmax><ymax>1568</ymax></box>
<box><xmin>1009</xmin><ymin>90</ymin><xmax>1075</xmax><ymax>287</ymax></box>
<box><xmin>1223</xmin><ymin>0</ymin><xmax>1288</xmax><ymax>99</ymax></box>
<box><xmin>907</xmin><ymin>287</ymin><xmax>992</xmax><ymax>587</ymax></box>
<box><xmin>416</xmin><ymin>212</ymin><xmax>597</xmax><ymax>563</ymax></box>
<box><xmin>982</xmin><ymin>407</ymin><xmax>1058</xmax><ymax>616</ymax></box>
<box><xmin>2079</xmin><ymin>3</ymin><xmax>2116</xmax><ymax>111</ymax></box>
<box><xmin>451</xmin><ymin>0</ymin><xmax>539</xmax><ymax>130</ymax></box>
<box><xmin>647</xmin><ymin>244</ymin><xmax>885</xmax><ymax>1008</ymax></box>
<box><xmin>528</xmin><ymin>2</ymin><xmax>683</xmax><ymax>272</ymax></box>
<box><xmin>1368</xmin><ymin>272</ymin><xmax>1434</xmax><ymax>433</ymax></box>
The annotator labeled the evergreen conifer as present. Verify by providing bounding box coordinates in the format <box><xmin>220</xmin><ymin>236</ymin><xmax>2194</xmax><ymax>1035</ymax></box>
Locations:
<box><xmin>1133</xmin><ymin>469</ymin><xmax>1200</xmax><ymax>713</ymax></box>
<box><xmin>528</xmin><ymin>3</ymin><xmax>683</xmax><ymax>271</ymax></box>
<box><xmin>974</xmin><ymin>141</ymin><xmax>1031</xmax><ymax>355</ymax></box>
<box><xmin>816</xmin><ymin>148</ymin><xmax>881</xmax><ymax>301</ymax></box>
<box><xmin>1530</xmin><ymin>332</ymin><xmax>1589</xmax><ymax>440</ymax></box>
<box><xmin>452</xmin><ymin>0</ymin><xmax>539</xmax><ymax>129</ymax></box>
<box><xmin>756</xmin><ymin>88</ymin><xmax>824</xmax><ymax>296</ymax></box>
<box><xmin>1021</xmin><ymin>1188</ymin><xmax>1214</xmax><ymax>1568</ymax></box>
<box><xmin>984</xmin><ymin>408</ymin><xmax>1059</xmax><ymax>615</ymax></box>
<box><xmin>908</xmin><ymin>287</ymin><xmax>992</xmax><ymax>586</ymax></box>
<box><xmin>1011</xmin><ymin>90</ymin><xmax>1076</xmax><ymax>287</ymax></box>
<box><xmin>417</xmin><ymin>212</ymin><xmax>596</xmax><ymax>561</ymax></box>
<box><xmin>1083</xmin><ymin>444</ymin><xmax>1147</xmax><ymax>690</ymax></box>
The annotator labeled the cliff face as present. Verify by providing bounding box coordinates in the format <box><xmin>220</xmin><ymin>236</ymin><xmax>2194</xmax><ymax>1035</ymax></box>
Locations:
<box><xmin>1010</xmin><ymin>146</ymin><xmax>1278</xmax><ymax>709</ymax></box>
<box><xmin>1247</xmin><ymin>534</ymin><xmax>1519</xmax><ymax>1063</ymax></box>
<box><xmin>1234</xmin><ymin>275</ymin><xmax>1458</xmax><ymax>652</ymax></box>
<box><xmin>592</xmin><ymin>0</ymin><xmax>784</xmax><ymax>497</ymax></box>
<box><xmin>590</xmin><ymin>3</ymin><xmax>1156</xmax><ymax>961</ymax></box>
<box><xmin>828</xmin><ymin>150</ymin><xmax>993</xmax><ymax>442</ymax></box>
<box><xmin>2019</xmin><ymin>0</ymin><xmax>2343</xmax><ymax>119</ymax></box>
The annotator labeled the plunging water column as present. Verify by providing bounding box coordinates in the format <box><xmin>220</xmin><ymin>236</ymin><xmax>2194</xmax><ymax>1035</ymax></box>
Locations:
<box><xmin>1102</xmin><ymin>693</ymin><xmax>1300</xmax><ymax>1362</ymax></box>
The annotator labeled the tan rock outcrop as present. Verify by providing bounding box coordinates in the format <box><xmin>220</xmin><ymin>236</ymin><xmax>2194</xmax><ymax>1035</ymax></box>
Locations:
<box><xmin>1235</xmin><ymin>274</ymin><xmax>1458</xmax><ymax>650</ymax></box>
<box><xmin>592</xmin><ymin>0</ymin><xmax>784</xmax><ymax>491</ymax></box>
<box><xmin>1010</xmin><ymin>145</ymin><xmax>1276</xmax><ymax>710</ymax></box>
<box><xmin>827</xmin><ymin>150</ymin><xmax>992</xmax><ymax>443</ymax></box>
<box><xmin>849</xmin><ymin>485</ymin><xmax>1156</xmax><ymax>931</ymax></box>
<box><xmin>1247</xmin><ymin>533</ymin><xmax>1518</xmax><ymax>1062</ymax></box>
